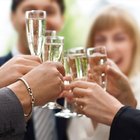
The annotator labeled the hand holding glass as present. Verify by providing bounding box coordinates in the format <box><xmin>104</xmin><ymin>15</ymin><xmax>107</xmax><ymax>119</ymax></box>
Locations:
<box><xmin>42</xmin><ymin>36</ymin><xmax>64</xmax><ymax>109</ymax></box>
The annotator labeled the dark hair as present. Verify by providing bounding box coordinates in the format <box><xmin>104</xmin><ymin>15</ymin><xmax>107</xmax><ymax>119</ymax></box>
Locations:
<box><xmin>11</xmin><ymin>0</ymin><xmax>65</xmax><ymax>14</ymax></box>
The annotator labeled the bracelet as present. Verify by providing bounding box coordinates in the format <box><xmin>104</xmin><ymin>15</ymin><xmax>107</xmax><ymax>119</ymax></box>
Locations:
<box><xmin>17</xmin><ymin>77</ymin><xmax>35</xmax><ymax>118</ymax></box>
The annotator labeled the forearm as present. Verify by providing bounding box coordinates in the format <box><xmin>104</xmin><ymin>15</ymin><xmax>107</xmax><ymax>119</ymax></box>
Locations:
<box><xmin>117</xmin><ymin>91</ymin><xmax>137</xmax><ymax>108</ymax></box>
<box><xmin>0</xmin><ymin>87</ymin><xmax>26</xmax><ymax>137</ymax></box>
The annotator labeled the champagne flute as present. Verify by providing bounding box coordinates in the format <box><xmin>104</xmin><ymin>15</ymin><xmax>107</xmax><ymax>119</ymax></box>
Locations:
<box><xmin>86</xmin><ymin>46</ymin><xmax>107</xmax><ymax>90</ymax></box>
<box><xmin>68</xmin><ymin>47</ymin><xmax>88</xmax><ymax>117</ymax></box>
<box><xmin>55</xmin><ymin>51</ymin><xmax>77</xmax><ymax>118</ymax></box>
<box><xmin>25</xmin><ymin>10</ymin><xmax>46</xmax><ymax>58</ymax></box>
<box><xmin>42</xmin><ymin>36</ymin><xmax>64</xmax><ymax>109</ymax></box>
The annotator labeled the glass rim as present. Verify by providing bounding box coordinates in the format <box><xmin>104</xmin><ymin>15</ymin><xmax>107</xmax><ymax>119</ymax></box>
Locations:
<box><xmin>45</xmin><ymin>36</ymin><xmax>64</xmax><ymax>40</ymax></box>
<box><xmin>67</xmin><ymin>47</ymin><xmax>86</xmax><ymax>54</ymax></box>
<box><xmin>86</xmin><ymin>46</ymin><xmax>107</xmax><ymax>56</ymax></box>
<box><xmin>25</xmin><ymin>10</ymin><xmax>47</xmax><ymax>19</ymax></box>
<box><xmin>86</xmin><ymin>46</ymin><xmax>106</xmax><ymax>51</ymax></box>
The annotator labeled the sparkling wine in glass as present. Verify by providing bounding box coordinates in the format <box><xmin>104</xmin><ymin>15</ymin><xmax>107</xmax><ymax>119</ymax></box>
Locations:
<box><xmin>25</xmin><ymin>10</ymin><xmax>46</xmax><ymax>58</ymax></box>
<box><xmin>68</xmin><ymin>47</ymin><xmax>88</xmax><ymax>117</ymax></box>
<box><xmin>86</xmin><ymin>46</ymin><xmax>107</xmax><ymax>90</ymax></box>
<box><xmin>42</xmin><ymin>36</ymin><xmax>64</xmax><ymax>109</ymax></box>
<box><xmin>68</xmin><ymin>47</ymin><xmax>88</xmax><ymax>81</ymax></box>
<box><xmin>55</xmin><ymin>51</ymin><xmax>77</xmax><ymax>118</ymax></box>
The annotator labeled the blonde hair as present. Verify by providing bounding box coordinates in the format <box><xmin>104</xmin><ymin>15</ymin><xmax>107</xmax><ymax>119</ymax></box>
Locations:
<box><xmin>86</xmin><ymin>5</ymin><xmax>140</xmax><ymax>78</ymax></box>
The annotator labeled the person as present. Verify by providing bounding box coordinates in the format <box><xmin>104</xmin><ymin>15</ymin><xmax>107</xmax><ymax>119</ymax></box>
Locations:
<box><xmin>68</xmin><ymin>5</ymin><xmax>140</xmax><ymax>140</ymax></box>
<box><xmin>0</xmin><ymin>55</ymin><xmax>65</xmax><ymax>140</ymax></box>
<box><xmin>67</xmin><ymin>62</ymin><xmax>140</xmax><ymax>140</ymax></box>
<box><xmin>0</xmin><ymin>0</ymin><xmax>67</xmax><ymax>140</ymax></box>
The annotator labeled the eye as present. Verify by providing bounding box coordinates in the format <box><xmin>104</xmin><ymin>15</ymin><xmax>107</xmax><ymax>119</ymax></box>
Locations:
<box><xmin>94</xmin><ymin>36</ymin><xmax>106</xmax><ymax>44</ymax></box>
<box><xmin>114</xmin><ymin>35</ymin><xmax>126</xmax><ymax>42</ymax></box>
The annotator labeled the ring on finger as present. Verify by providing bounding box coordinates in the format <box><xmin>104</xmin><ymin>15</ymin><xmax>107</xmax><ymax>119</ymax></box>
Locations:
<box><xmin>74</xmin><ymin>98</ymin><xmax>78</xmax><ymax>106</ymax></box>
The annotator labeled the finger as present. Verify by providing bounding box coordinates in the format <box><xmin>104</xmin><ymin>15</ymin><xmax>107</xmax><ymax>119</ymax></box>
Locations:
<box><xmin>19</xmin><ymin>65</ymin><xmax>39</xmax><ymax>75</ymax></box>
<box><xmin>92</xmin><ymin>65</ymin><xmax>106</xmax><ymax>74</ymax></box>
<box><xmin>21</xmin><ymin>59</ymin><xmax>41</xmax><ymax>67</ymax></box>
<box><xmin>64</xmin><ymin>84</ymin><xmax>71</xmax><ymax>90</ymax></box>
<box><xmin>70</xmin><ymin>80</ymin><xmax>96</xmax><ymax>89</ymax></box>
<box><xmin>73</xmin><ymin>98</ymin><xmax>86</xmax><ymax>114</ymax></box>
<box><xmin>73</xmin><ymin>87</ymin><xmax>87</xmax><ymax>97</ymax></box>
<box><xmin>61</xmin><ymin>90</ymin><xmax>74</xmax><ymax>101</ymax></box>
<box><xmin>16</xmin><ymin>55</ymin><xmax>42</xmax><ymax>63</ymax></box>
<box><xmin>59</xmin><ymin>73</ymin><xmax>64</xmax><ymax>82</ymax></box>
<box><xmin>50</xmin><ymin>62</ymin><xmax>65</xmax><ymax>76</ymax></box>
<box><xmin>63</xmin><ymin>75</ymin><xmax>72</xmax><ymax>82</ymax></box>
<box><xmin>106</xmin><ymin>59</ymin><xmax>121</xmax><ymax>72</ymax></box>
<box><xmin>106</xmin><ymin>65</ymin><xmax>124</xmax><ymax>80</ymax></box>
<box><xmin>73</xmin><ymin>97</ymin><xmax>85</xmax><ymax>106</ymax></box>
<box><xmin>59</xmin><ymin>77</ymin><xmax>64</xmax><ymax>92</ymax></box>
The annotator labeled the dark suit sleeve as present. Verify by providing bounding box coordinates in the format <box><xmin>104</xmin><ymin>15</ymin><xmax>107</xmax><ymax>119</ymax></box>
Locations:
<box><xmin>109</xmin><ymin>106</ymin><xmax>140</xmax><ymax>140</ymax></box>
<box><xmin>0</xmin><ymin>87</ymin><xmax>26</xmax><ymax>140</ymax></box>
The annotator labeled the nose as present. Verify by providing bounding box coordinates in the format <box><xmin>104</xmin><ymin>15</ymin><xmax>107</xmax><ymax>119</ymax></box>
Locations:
<box><xmin>105</xmin><ymin>41</ymin><xmax>116</xmax><ymax>58</ymax></box>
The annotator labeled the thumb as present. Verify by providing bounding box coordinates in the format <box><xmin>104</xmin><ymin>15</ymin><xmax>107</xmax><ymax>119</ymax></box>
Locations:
<box><xmin>106</xmin><ymin>65</ymin><xmax>121</xmax><ymax>80</ymax></box>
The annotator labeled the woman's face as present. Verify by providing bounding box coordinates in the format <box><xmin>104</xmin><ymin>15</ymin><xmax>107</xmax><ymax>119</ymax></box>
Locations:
<box><xmin>94</xmin><ymin>26</ymin><xmax>135</xmax><ymax>75</ymax></box>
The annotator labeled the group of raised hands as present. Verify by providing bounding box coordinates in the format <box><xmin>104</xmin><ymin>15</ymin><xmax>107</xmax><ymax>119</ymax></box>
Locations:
<box><xmin>0</xmin><ymin>55</ymin><xmax>136</xmax><ymax>125</ymax></box>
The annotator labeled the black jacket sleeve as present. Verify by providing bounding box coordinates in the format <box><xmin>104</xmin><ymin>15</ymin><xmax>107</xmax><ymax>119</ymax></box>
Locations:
<box><xmin>0</xmin><ymin>87</ymin><xmax>26</xmax><ymax>140</ymax></box>
<box><xmin>109</xmin><ymin>106</ymin><xmax>140</xmax><ymax>140</ymax></box>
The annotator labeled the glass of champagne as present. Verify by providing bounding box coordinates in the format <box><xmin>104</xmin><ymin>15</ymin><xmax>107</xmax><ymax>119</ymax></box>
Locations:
<box><xmin>86</xmin><ymin>46</ymin><xmax>107</xmax><ymax>90</ymax></box>
<box><xmin>42</xmin><ymin>36</ymin><xmax>64</xmax><ymax>109</ymax></box>
<box><xmin>55</xmin><ymin>51</ymin><xmax>78</xmax><ymax>118</ymax></box>
<box><xmin>25</xmin><ymin>10</ymin><xmax>46</xmax><ymax>58</ymax></box>
<box><xmin>68</xmin><ymin>47</ymin><xmax>88</xmax><ymax>117</ymax></box>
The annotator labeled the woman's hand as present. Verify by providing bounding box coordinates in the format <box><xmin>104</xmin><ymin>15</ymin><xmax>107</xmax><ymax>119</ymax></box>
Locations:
<box><xmin>106</xmin><ymin>60</ymin><xmax>137</xmax><ymax>107</ymax></box>
<box><xmin>70</xmin><ymin>81</ymin><xmax>123</xmax><ymax>125</ymax></box>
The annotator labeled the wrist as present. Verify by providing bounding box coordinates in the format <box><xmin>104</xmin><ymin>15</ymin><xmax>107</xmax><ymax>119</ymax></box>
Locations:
<box><xmin>109</xmin><ymin>103</ymin><xmax>124</xmax><ymax>125</ymax></box>
<box><xmin>8</xmin><ymin>81</ymin><xmax>31</xmax><ymax>119</ymax></box>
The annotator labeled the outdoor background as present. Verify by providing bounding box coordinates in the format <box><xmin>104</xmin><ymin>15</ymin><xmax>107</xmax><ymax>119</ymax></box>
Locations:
<box><xmin>0</xmin><ymin>0</ymin><xmax>140</xmax><ymax>56</ymax></box>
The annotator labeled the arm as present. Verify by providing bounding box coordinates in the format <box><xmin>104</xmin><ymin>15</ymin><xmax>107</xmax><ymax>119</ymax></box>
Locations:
<box><xmin>0</xmin><ymin>55</ymin><xmax>41</xmax><ymax>88</ymax></box>
<box><xmin>69</xmin><ymin>81</ymin><xmax>140</xmax><ymax>140</ymax></box>
<box><xmin>0</xmin><ymin>87</ymin><xmax>25</xmax><ymax>139</ymax></box>
<box><xmin>110</xmin><ymin>106</ymin><xmax>140</xmax><ymax>140</ymax></box>
<box><xmin>0</xmin><ymin>61</ymin><xmax>64</xmax><ymax>139</ymax></box>
<box><xmin>106</xmin><ymin>60</ymin><xmax>137</xmax><ymax>107</ymax></box>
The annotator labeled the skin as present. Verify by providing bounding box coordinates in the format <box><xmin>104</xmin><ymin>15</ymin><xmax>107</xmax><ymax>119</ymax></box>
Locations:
<box><xmin>8</xmin><ymin>61</ymin><xmax>65</xmax><ymax>118</ymax></box>
<box><xmin>87</xmin><ymin>58</ymin><xmax>137</xmax><ymax>108</ymax></box>
<box><xmin>106</xmin><ymin>60</ymin><xmax>136</xmax><ymax>107</ymax></box>
<box><xmin>11</xmin><ymin>0</ymin><xmax>64</xmax><ymax>54</ymax></box>
<box><xmin>70</xmin><ymin>80</ymin><xmax>123</xmax><ymax>125</ymax></box>
<box><xmin>94</xmin><ymin>26</ymin><xmax>134</xmax><ymax>76</ymax></box>
<box><xmin>0</xmin><ymin>55</ymin><xmax>41</xmax><ymax>88</ymax></box>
